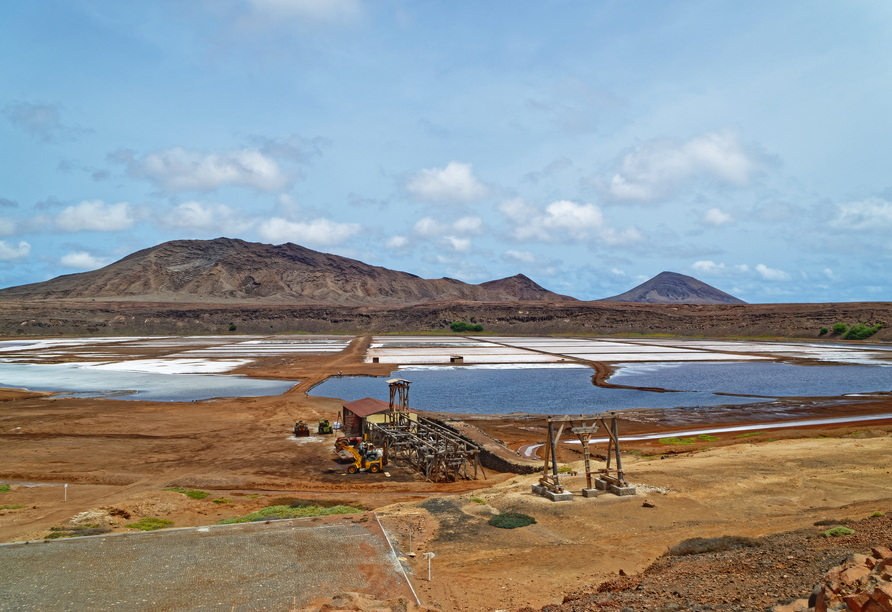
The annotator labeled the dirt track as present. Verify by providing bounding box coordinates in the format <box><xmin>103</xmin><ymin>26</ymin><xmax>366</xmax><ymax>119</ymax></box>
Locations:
<box><xmin>2</xmin><ymin>335</ymin><xmax>892</xmax><ymax>612</ymax></box>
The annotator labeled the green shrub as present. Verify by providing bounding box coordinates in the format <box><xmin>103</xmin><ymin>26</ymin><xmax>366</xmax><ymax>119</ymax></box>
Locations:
<box><xmin>823</xmin><ymin>526</ymin><xmax>855</xmax><ymax>538</ymax></box>
<box><xmin>450</xmin><ymin>321</ymin><xmax>484</xmax><ymax>333</ymax></box>
<box><xmin>211</xmin><ymin>498</ymin><xmax>232</xmax><ymax>504</ymax></box>
<box><xmin>228</xmin><ymin>323</ymin><xmax>237</xmax><ymax>331</ymax></box>
<box><xmin>659</xmin><ymin>436</ymin><xmax>696</xmax><ymax>445</ymax></box>
<box><xmin>470</xmin><ymin>498</ymin><xmax>485</xmax><ymax>504</ymax></box>
<box><xmin>126</xmin><ymin>517</ymin><xmax>174</xmax><ymax>531</ymax></box>
<box><xmin>0</xmin><ymin>505</ymin><xmax>26</xmax><ymax>510</ymax></box>
<box><xmin>843</xmin><ymin>323</ymin><xmax>883</xmax><ymax>340</ymax></box>
<box><xmin>736</xmin><ymin>431</ymin><xmax>766</xmax><ymax>438</ymax></box>
<box><xmin>164</xmin><ymin>487</ymin><xmax>209</xmax><ymax>500</ymax></box>
<box><xmin>669</xmin><ymin>535</ymin><xmax>760</xmax><ymax>556</ymax></box>
<box><xmin>698</xmin><ymin>434</ymin><xmax>719</xmax><ymax>442</ymax></box>
<box><xmin>832</xmin><ymin>322</ymin><xmax>848</xmax><ymax>334</ymax></box>
<box><xmin>870</xmin><ymin>511</ymin><xmax>885</xmax><ymax>518</ymax></box>
<box><xmin>0</xmin><ymin>485</ymin><xmax>9</xmax><ymax>493</ymax></box>
<box><xmin>558</xmin><ymin>466</ymin><xmax>574</xmax><ymax>473</ymax></box>
<box><xmin>819</xmin><ymin>327</ymin><xmax>828</xmax><ymax>335</ymax></box>
<box><xmin>46</xmin><ymin>524</ymin><xmax>112</xmax><ymax>539</ymax></box>
<box><xmin>217</xmin><ymin>504</ymin><xmax>361</xmax><ymax>525</ymax></box>
<box><xmin>488</xmin><ymin>512</ymin><xmax>536</xmax><ymax>529</ymax></box>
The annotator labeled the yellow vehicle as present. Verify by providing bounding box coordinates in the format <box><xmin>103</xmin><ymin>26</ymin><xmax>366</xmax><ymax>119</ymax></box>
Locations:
<box><xmin>293</xmin><ymin>421</ymin><xmax>310</xmax><ymax>437</ymax></box>
<box><xmin>335</xmin><ymin>439</ymin><xmax>383</xmax><ymax>474</ymax></box>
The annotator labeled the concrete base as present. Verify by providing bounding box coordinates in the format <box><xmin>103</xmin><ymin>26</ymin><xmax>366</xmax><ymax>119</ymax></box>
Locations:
<box><xmin>545</xmin><ymin>490</ymin><xmax>574</xmax><ymax>502</ymax></box>
<box><xmin>609</xmin><ymin>484</ymin><xmax>637</xmax><ymax>496</ymax></box>
<box><xmin>531</xmin><ymin>484</ymin><xmax>546</xmax><ymax>495</ymax></box>
<box><xmin>594</xmin><ymin>478</ymin><xmax>609</xmax><ymax>490</ymax></box>
<box><xmin>581</xmin><ymin>488</ymin><xmax>599</xmax><ymax>498</ymax></box>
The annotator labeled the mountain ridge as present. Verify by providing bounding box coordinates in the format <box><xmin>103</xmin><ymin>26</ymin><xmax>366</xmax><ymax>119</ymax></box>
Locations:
<box><xmin>599</xmin><ymin>271</ymin><xmax>746</xmax><ymax>304</ymax></box>
<box><xmin>0</xmin><ymin>237</ymin><xmax>577</xmax><ymax>305</ymax></box>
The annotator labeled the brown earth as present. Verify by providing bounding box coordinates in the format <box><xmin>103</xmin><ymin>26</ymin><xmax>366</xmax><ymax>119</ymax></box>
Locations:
<box><xmin>0</xmin><ymin>297</ymin><xmax>890</xmax><ymax>340</ymax></box>
<box><xmin>2</xmin><ymin>335</ymin><xmax>892</xmax><ymax>612</ymax></box>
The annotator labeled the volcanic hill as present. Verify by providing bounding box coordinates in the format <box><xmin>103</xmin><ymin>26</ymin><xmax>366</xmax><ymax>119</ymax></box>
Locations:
<box><xmin>600</xmin><ymin>271</ymin><xmax>746</xmax><ymax>304</ymax></box>
<box><xmin>0</xmin><ymin>238</ymin><xmax>576</xmax><ymax>306</ymax></box>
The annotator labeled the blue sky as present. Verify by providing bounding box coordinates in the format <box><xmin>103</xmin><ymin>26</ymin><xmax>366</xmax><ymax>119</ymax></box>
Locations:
<box><xmin>1</xmin><ymin>1</ymin><xmax>890</xmax><ymax>303</ymax></box>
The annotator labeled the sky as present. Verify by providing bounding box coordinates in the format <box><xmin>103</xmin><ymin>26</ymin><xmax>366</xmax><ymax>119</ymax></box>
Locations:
<box><xmin>1</xmin><ymin>1</ymin><xmax>891</xmax><ymax>303</ymax></box>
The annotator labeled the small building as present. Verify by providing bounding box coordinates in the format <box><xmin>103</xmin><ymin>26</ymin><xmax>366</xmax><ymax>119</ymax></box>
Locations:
<box><xmin>339</xmin><ymin>397</ymin><xmax>417</xmax><ymax>437</ymax></box>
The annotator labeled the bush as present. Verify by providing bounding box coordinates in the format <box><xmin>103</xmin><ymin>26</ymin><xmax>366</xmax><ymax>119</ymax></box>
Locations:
<box><xmin>659</xmin><ymin>436</ymin><xmax>696</xmax><ymax>445</ymax></box>
<box><xmin>832</xmin><ymin>322</ymin><xmax>848</xmax><ymax>335</ymax></box>
<box><xmin>450</xmin><ymin>321</ymin><xmax>484</xmax><ymax>333</ymax></box>
<box><xmin>869</xmin><ymin>511</ymin><xmax>885</xmax><ymax>518</ymax></box>
<box><xmin>843</xmin><ymin>323</ymin><xmax>883</xmax><ymax>340</ymax></box>
<box><xmin>819</xmin><ymin>327</ymin><xmax>828</xmax><ymax>335</ymax></box>
<box><xmin>211</xmin><ymin>498</ymin><xmax>232</xmax><ymax>504</ymax></box>
<box><xmin>217</xmin><ymin>504</ymin><xmax>361</xmax><ymax>525</ymax></box>
<box><xmin>0</xmin><ymin>484</ymin><xmax>9</xmax><ymax>493</ymax></box>
<box><xmin>126</xmin><ymin>517</ymin><xmax>174</xmax><ymax>531</ymax></box>
<box><xmin>698</xmin><ymin>434</ymin><xmax>719</xmax><ymax>442</ymax></box>
<box><xmin>822</xmin><ymin>526</ymin><xmax>855</xmax><ymax>538</ymax></box>
<box><xmin>0</xmin><ymin>505</ymin><xmax>26</xmax><ymax>510</ymax></box>
<box><xmin>164</xmin><ymin>487</ymin><xmax>209</xmax><ymax>500</ymax></box>
<box><xmin>489</xmin><ymin>512</ymin><xmax>536</xmax><ymax>529</ymax></box>
<box><xmin>228</xmin><ymin>323</ymin><xmax>237</xmax><ymax>331</ymax></box>
<box><xmin>46</xmin><ymin>524</ymin><xmax>113</xmax><ymax>539</ymax></box>
<box><xmin>470</xmin><ymin>498</ymin><xmax>485</xmax><ymax>504</ymax></box>
<box><xmin>669</xmin><ymin>535</ymin><xmax>760</xmax><ymax>556</ymax></box>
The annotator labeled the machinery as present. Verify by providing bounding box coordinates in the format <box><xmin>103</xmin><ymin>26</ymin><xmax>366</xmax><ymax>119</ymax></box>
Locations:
<box><xmin>317</xmin><ymin>418</ymin><xmax>333</xmax><ymax>435</ymax></box>
<box><xmin>293</xmin><ymin>421</ymin><xmax>310</xmax><ymax>437</ymax></box>
<box><xmin>335</xmin><ymin>438</ymin><xmax>383</xmax><ymax>474</ymax></box>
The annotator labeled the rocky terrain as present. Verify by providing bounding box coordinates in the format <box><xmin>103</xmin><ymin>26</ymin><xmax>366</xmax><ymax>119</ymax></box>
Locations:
<box><xmin>0</xmin><ymin>238</ymin><xmax>575</xmax><ymax>305</ymax></box>
<box><xmin>600</xmin><ymin>271</ymin><xmax>746</xmax><ymax>305</ymax></box>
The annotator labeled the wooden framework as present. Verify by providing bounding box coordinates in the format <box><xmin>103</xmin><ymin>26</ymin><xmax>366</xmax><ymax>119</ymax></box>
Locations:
<box><xmin>366</xmin><ymin>378</ymin><xmax>483</xmax><ymax>483</ymax></box>
<box><xmin>539</xmin><ymin>413</ymin><xmax>628</xmax><ymax>494</ymax></box>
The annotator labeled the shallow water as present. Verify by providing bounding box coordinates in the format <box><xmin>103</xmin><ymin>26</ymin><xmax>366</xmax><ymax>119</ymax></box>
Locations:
<box><xmin>311</xmin><ymin>361</ymin><xmax>892</xmax><ymax>415</ymax></box>
<box><xmin>0</xmin><ymin>362</ymin><xmax>296</xmax><ymax>402</ymax></box>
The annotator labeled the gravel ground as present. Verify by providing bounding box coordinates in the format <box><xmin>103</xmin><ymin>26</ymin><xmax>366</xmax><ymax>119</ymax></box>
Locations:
<box><xmin>519</xmin><ymin>512</ymin><xmax>892</xmax><ymax>612</ymax></box>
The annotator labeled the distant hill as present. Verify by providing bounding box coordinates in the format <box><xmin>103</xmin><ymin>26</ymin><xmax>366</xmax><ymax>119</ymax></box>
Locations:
<box><xmin>600</xmin><ymin>271</ymin><xmax>746</xmax><ymax>304</ymax></box>
<box><xmin>0</xmin><ymin>238</ymin><xmax>577</xmax><ymax>305</ymax></box>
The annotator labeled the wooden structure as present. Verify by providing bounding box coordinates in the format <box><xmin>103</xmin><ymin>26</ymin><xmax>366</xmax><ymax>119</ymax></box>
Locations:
<box><xmin>536</xmin><ymin>413</ymin><xmax>633</xmax><ymax>500</ymax></box>
<box><xmin>340</xmin><ymin>397</ymin><xmax>417</xmax><ymax>437</ymax></box>
<box><xmin>365</xmin><ymin>378</ymin><xmax>483</xmax><ymax>483</ymax></box>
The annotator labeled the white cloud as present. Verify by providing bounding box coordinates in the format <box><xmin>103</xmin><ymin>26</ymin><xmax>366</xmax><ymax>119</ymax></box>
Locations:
<box><xmin>115</xmin><ymin>147</ymin><xmax>290</xmax><ymax>192</ymax></box>
<box><xmin>701</xmin><ymin>207</ymin><xmax>734</xmax><ymax>227</ymax></box>
<box><xmin>247</xmin><ymin>0</ymin><xmax>362</xmax><ymax>23</ymax></box>
<box><xmin>56</xmin><ymin>200</ymin><xmax>134</xmax><ymax>232</ymax></box>
<box><xmin>442</xmin><ymin>236</ymin><xmax>471</xmax><ymax>252</ymax></box>
<box><xmin>406</xmin><ymin>162</ymin><xmax>488</xmax><ymax>204</ymax></box>
<box><xmin>413</xmin><ymin>215</ymin><xmax>482</xmax><ymax>238</ymax></box>
<box><xmin>830</xmin><ymin>197</ymin><xmax>892</xmax><ymax>232</ymax></box>
<box><xmin>604</xmin><ymin>131</ymin><xmax>759</xmax><ymax>202</ymax></box>
<box><xmin>503</xmin><ymin>250</ymin><xmax>536</xmax><ymax>264</ymax></box>
<box><xmin>2</xmin><ymin>102</ymin><xmax>86</xmax><ymax>142</ymax></box>
<box><xmin>691</xmin><ymin>261</ymin><xmax>750</xmax><ymax>277</ymax></box>
<box><xmin>385</xmin><ymin>236</ymin><xmax>408</xmax><ymax>249</ymax></box>
<box><xmin>257</xmin><ymin>217</ymin><xmax>361</xmax><ymax>247</ymax></box>
<box><xmin>0</xmin><ymin>240</ymin><xmax>30</xmax><ymax>261</ymax></box>
<box><xmin>0</xmin><ymin>218</ymin><xmax>15</xmax><ymax>237</ymax></box>
<box><xmin>162</xmin><ymin>201</ymin><xmax>249</xmax><ymax>232</ymax></box>
<box><xmin>60</xmin><ymin>251</ymin><xmax>108</xmax><ymax>270</ymax></box>
<box><xmin>755</xmin><ymin>263</ymin><xmax>791</xmax><ymax>281</ymax></box>
<box><xmin>499</xmin><ymin>199</ymin><xmax>642</xmax><ymax>245</ymax></box>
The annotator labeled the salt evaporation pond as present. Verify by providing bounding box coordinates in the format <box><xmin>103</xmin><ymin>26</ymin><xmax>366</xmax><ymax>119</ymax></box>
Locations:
<box><xmin>311</xmin><ymin>361</ymin><xmax>892</xmax><ymax>415</ymax></box>
<box><xmin>0</xmin><ymin>362</ymin><xmax>296</xmax><ymax>402</ymax></box>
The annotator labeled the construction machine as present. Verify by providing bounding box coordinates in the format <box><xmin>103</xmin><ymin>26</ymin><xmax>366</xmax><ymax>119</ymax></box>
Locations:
<box><xmin>293</xmin><ymin>421</ymin><xmax>310</xmax><ymax>437</ymax></box>
<box><xmin>317</xmin><ymin>418</ymin><xmax>333</xmax><ymax>435</ymax></box>
<box><xmin>335</xmin><ymin>438</ymin><xmax>383</xmax><ymax>474</ymax></box>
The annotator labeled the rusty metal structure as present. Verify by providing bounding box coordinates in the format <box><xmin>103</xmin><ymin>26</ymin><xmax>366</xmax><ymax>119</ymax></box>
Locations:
<box><xmin>365</xmin><ymin>379</ymin><xmax>483</xmax><ymax>482</ymax></box>
<box><xmin>536</xmin><ymin>413</ymin><xmax>632</xmax><ymax>499</ymax></box>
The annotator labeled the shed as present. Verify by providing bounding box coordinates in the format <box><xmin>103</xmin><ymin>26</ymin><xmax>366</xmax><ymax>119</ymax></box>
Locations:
<box><xmin>339</xmin><ymin>398</ymin><xmax>417</xmax><ymax>437</ymax></box>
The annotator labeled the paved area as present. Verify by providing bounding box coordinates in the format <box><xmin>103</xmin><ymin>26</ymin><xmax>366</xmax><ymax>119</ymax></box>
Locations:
<box><xmin>0</xmin><ymin>513</ymin><xmax>415</xmax><ymax>611</ymax></box>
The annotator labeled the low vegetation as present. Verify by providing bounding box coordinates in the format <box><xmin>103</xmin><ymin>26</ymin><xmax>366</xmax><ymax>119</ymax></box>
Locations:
<box><xmin>164</xmin><ymin>487</ymin><xmax>209</xmax><ymax>500</ymax></box>
<box><xmin>659</xmin><ymin>436</ymin><xmax>697</xmax><ymax>445</ymax></box>
<box><xmin>470</xmin><ymin>497</ymin><xmax>485</xmax><ymax>504</ymax></box>
<box><xmin>0</xmin><ymin>485</ymin><xmax>9</xmax><ymax>493</ymax></box>
<box><xmin>822</xmin><ymin>526</ymin><xmax>855</xmax><ymax>538</ymax></box>
<box><xmin>736</xmin><ymin>431</ymin><xmax>766</xmax><ymax>438</ymax></box>
<box><xmin>669</xmin><ymin>535</ymin><xmax>761</xmax><ymax>556</ymax></box>
<box><xmin>698</xmin><ymin>434</ymin><xmax>719</xmax><ymax>442</ymax></box>
<box><xmin>228</xmin><ymin>323</ymin><xmax>237</xmax><ymax>331</ymax></box>
<box><xmin>843</xmin><ymin>322</ymin><xmax>883</xmax><ymax>340</ymax></box>
<box><xmin>211</xmin><ymin>498</ymin><xmax>232</xmax><ymax>504</ymax></box>
<box><xmin>126</xmin><ymin>517</ymin><xmax>174</xmax><ymax>531</ymax></box>
<box><xmin>47</xmin><ymin>524</ymin><xmax>113</xmax><ymax>539</ymax></box>
<box><xmin>1</xmin><ymin>504</ymin><xmax>26</xmax><ymax>510</ymax></box>
<box><xmin>819</xmin><ymin>327</ymin><xmax>828</xmax><ymax>335</ymax></box>
<box><xmin>488</xmin><ymin>512</ymin><xmax>537</xmax><ymax>529</ymax></box>
<box><xmin>870</xmin><ymin>511</ymin><xmax>885</xmax><ymax>518</ymax></box>
<box><xmin>832</xmin><ymin>322</ymin><xmax>848</xmax><ymax>335</ymax></box>
<box><xmin>450</xmin><ymin>321</ymin><xmax>484</xmax><ymax>332</ymax></box>
<box><xmin>217</xmin><ymin>504</ymin><xmax>361</xmax><ymax>525</ymax></box>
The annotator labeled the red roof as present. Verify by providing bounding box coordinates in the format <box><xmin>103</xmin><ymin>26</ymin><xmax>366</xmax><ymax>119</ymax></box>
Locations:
<box><xmin>342</xmin><ymin>397</ymin><xmax>416</xmax><ymax>418</ymax></box>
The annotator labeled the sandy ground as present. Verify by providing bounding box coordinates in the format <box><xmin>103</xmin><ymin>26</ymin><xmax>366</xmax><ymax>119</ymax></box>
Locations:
<box><xmin>2</xmin><ymin>335</ymin><xmax>892</xmax><ymax>612</ymax></box>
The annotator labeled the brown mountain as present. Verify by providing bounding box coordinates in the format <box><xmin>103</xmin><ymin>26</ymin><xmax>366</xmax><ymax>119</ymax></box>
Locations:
<box><xmin>0</xmin><ymin>237</ymin><xmax>577</xmax><ymax>305</ymax></box>
<box><xmin>600</xmin><ymin>271</ymin><xmax>746</xmax><ymax>304</ymax></box>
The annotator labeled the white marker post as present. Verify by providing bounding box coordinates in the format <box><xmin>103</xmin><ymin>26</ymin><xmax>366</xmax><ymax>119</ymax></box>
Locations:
<box><xmin>64</xmin><ymin>483</ymin><xmax>67</xmax><ymax>501</ymax></box>
<box><xmin>423</xmin><ymin>552</ymin><xmax>435</xmax><ymax>581</ymax></box>
<box><xmin>408</xmin><ymin>522</ymin><xmax>415</xmax><ymax>557</ymax></box>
